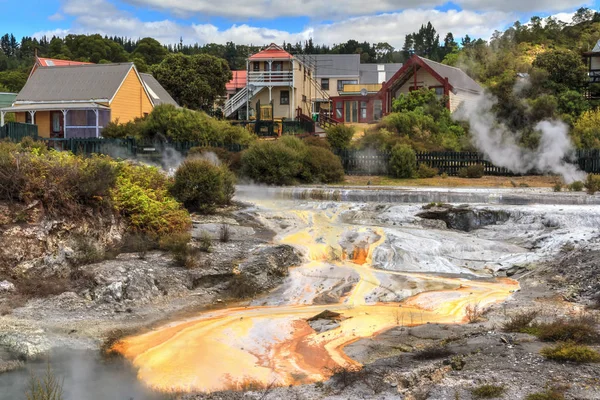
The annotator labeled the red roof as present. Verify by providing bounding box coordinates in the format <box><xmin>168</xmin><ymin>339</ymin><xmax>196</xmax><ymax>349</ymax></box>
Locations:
<box><xmin>226</xmin><ymin>70</ymin><xmax>247</xmax><ymax>91</ymax></box>
<box><xmin>37</xmin><ymin>57</ymin><xmax>93</xmax><ymax>67</ymax></box>
<box><xmin>249</xmin><ymin>44</ymin><xmax>292</xmax><ymax>60</ymax></box>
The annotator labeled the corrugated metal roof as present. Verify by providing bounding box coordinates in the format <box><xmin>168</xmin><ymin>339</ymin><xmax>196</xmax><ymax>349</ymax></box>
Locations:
<box><xmin>359</xmin><ymin>63</ymin><xmax>403</xmax><ymax>84</ymax></box>
<box><xmin>226</xmin><ymin>70</ymin><xmax>247</xmax><ymax>91</ymax></box>
<box><xmin>37</xmin><ymin>57</ymin><xmax>93</xmax><ymax>67</ymax></box>
<box><xmin>0</xmin><ymin>92</ymin><xmax>16</xmax><ymax>108</ymax></box>
<box><xmin>140</xmin><ymin>73</ymin><xmax>179</xmax><ymax>107</ymax></box>
<box><xmin>249</xmin><ymin>44</ymin><xmax>292</xmax><ymax>60</ymax></box>
<box><xmin>15</xmin><ymin>63</ymin><xmax>134</xmax><ymax>103</ymax></box>
<box><xmin>296</xmin><ymin>54</ymin><xmax>360</xmax><ymax>77</ymax></box>
<box><xmin>420</xmin><ymin>57</ymin><xmax>482</xmax><ymax>93</ymax></box>
<box><xmin>0</xmin><ymin>102</ymin><xmax>110</xmax><ymax>112</ymax></box>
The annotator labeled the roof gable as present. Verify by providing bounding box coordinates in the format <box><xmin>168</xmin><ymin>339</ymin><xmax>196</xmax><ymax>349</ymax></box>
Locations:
<box><xmin>16</xmin><ymin>63</ymin><xmax>134</xmax><ymax>103</ymax></box>
<box><xmin>249</xmin><ymin>43</ymin><xmax>292</xmax><ymax>60</ymax></box>
<box><xmin>383</xmin><ymin>55</ymin><xmax>482</xmax><ymax>94</ymax></box>
<box><xmin>226</xmin><ymin>70</ymin><xmax>247</xmax><ymax>91</ymax></box>
<box><xmin>37</xmin><ymin>57</ymin><xmax>93</xmax><ymax>67</ymax></box>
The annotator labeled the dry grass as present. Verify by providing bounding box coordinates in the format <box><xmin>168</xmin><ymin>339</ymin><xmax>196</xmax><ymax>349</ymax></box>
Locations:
<box><xmin>26</xmin><ymin>363</ymin><xmax>64</xmax><ymax>400</ymax></box>
<box><xmin>340</xmin><ymin>175</ymin><xmax>561</xmax><ymax>188</ymax></box>
<box><xmin>541</xmin><ymin>342</ymin><xmax>600</xmax><ymax>363</ymax></box>
<box><xmin>465</xmin><ymin>303</ymin><xmax>485</xmax><ymax>323</ymax></box>
<box><xmin>471</xmin><ymin>384</ymin><xmax>506</xmax><ymax>398</ymax></box>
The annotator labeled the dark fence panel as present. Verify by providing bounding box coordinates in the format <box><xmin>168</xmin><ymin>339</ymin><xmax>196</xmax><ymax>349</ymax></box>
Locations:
<box><xmin>0</xmin><ymin>122</ymin><xmax>38</xmax><ymax>141</ymax></box>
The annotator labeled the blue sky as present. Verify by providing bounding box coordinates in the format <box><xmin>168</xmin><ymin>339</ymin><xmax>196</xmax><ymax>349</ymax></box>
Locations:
<box><xmin>0</xmin><ymin>0</ymin><xmax>595</xmax><ymax>47</ymax></box>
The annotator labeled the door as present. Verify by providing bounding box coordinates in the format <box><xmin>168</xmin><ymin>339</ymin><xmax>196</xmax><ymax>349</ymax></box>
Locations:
<box><xmin>344</xmin><ymin>101</ymin><xmax>358</xmax><ymax>123</ymax></box>
<box><xmin>50</xmin><ymin>111</ymin><xmax>64</xmax><ymax>138</ymax></box>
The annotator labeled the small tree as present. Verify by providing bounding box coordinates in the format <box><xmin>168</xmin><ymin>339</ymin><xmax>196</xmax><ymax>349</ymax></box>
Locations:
<box><xmin>326</xmin><ymin>125</ymin><xmax>355</xmax><ymax>150</ymax></box>
<box><xmin>170</xmin><ymin>159</ymin><xmax>235</xmax><ymax>213</ymax></box>
<box><xmin>26</xmin><ymin>363</ymin><xmax>64</xmax><ymax>400</ymax></box>
<box><xmin>389</xmin><ymin>144</ymin><xmax>416</xmax><ymax>178</ymax></box>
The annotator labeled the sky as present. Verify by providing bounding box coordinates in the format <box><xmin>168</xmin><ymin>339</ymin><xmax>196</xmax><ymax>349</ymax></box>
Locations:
<box><xmin>0</xmin><ymin>0</ymin><xmax>595</xmax><ymax>48</ymax></box>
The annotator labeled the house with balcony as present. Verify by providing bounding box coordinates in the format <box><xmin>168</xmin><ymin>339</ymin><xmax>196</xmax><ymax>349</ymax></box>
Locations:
<box><xmin>223</xmin><ymin>44</ymin><xmax>315</xmax><ymax>121</ymax></box>
<box><xmin>329</xmin><ymin>54</ymin><xmax>482</xmax><ymax>124</ymax></box>
<box><xmin>583</xmin><ymin>39</ymin><xmax>600</xmax><ymax>99</ymax></box>
<box><xmin>0</xmin><ymin>61</ymin><xmax>176</xmax><ymax>138</ymax></box>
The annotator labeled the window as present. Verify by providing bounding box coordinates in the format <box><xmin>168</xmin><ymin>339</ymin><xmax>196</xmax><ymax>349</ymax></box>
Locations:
<box><xmin>302</xmin><ymin>95</ymin><xmax>307</xmax><ymax>102</ymax></box>
<box><xmin>321</xmin><ymin>78</ymin><xmax>330</xmax><ymax>91</ymax></box>
<box><xmin>360</xmin><ymin>101</ymin><xmax>367</xmax><ymax>120</ymax></box>
<box><xmin>373</xmin><ymin>100</ymin><xmax>383</xmax><ymax>121</ymax></box>
<box><xmin>337</xmin><ymin>79</ymin><xmax>358</xmax><ymax>91</ymax></box>
<box><xmin>52</xmin><ymin>112</ymin><xmax>61</xmax><ymax>133</ymax></box>
<box><xmin>335</xmin><ymin>102</ymin><xmax>343</xmax><ymax>119</ymax></box>
<box><xmin>434</xmin><ymin>87</ymin><xmax>444</xmax><ymax>98</ymax></box>
<box><xmin>253</xmin><ymin>62</ymin><xmax>260</xmax><ymax>71</ymax></box>
<box><xmin>280</xmin><ymin>90</ymin><xmax>290</xmax><ymax>105</ymax></box>
<box><xmin>264</xmin><ymin>61</ymin><xmax>270</xmax><ymax>71</ymax></box>
<box><xmin>25</xmin><ymin>112</ymin><xmax>32</xmax><ymax>124</ymax></box>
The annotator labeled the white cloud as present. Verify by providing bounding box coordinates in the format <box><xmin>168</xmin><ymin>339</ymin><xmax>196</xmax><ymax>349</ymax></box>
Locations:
<box><xmin>37</xmin><ymin>0</ymin><xmax>514</xmax><ymax>48</ymax></box>
<box><xmin>119</xmin><ymin>0</ymin><xmax>589</xmax><ymax>18</ymax></box>
<box><xmin>48</xmin><ymin>13</ymin><xmax>65</xmax><ymax>21</ymax></box>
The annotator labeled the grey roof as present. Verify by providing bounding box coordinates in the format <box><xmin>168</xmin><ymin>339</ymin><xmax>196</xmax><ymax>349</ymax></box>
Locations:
<box><xmin>15</xmin><ymin>63</ymin><xmax>134</xmax><ymax>103</ymax></box>
<box><xmin>359</xmin><ymin>63</ymin><xmax>403</xmax><ymax>84</ymax></box>
<box><xmin>593</xmin><ymin>40</ymin><xmax>600</xmax><ymax>52</ymax></box>
<box><xmin>297</xmin><ymin>54</ymin><xmax>360</xmax><ymax>78</ymax></box>
<box><xmin>140</xmin><ymin>73</ymin><xmax>179</xmax><ymax>107</ymax></box>
<box><xmin>0</xmin><ymin>102</ymin><xmax>110</xmax><ymax>112</ymax></box>
<box><xmin>420</xmin><ymin>57</ymin><xmax>482</xmax><ymax>93</ymax></box>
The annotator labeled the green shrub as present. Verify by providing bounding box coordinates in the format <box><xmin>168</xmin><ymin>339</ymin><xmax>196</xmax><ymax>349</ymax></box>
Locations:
<box><xmin>535</xmin><ymin>316</ymin><xmax>599</xmax><ymax>344</ymax></box>
<box><xmin>553</xmin><ymin>182</ymin><xmax>562</xmax><ymax>192</ymax></box>
<box><xmin>111</xmin><ymin>163</ymin><xmax>191</xmax><ymax>236</ymax></box>
<box><xmin>159</xmin><ymin>233</ymin><xmax>198</xmax><ymax>267</ymax></box>
<box><xmin>541</xmin><ymin>342</ymin><xmax>600</xmax><ymax>363</ymax></box>
<box><xmin>458</xmin><ymin>164</ymin><xmax>484</xmax><ymax>178</ymax></box>
<box><xmin>585</xmin><ymin>174</ymin><xmax>600</xmax><ymax>194</ymax></box>
<box><xmin>326</xmin><ymin>125</ymin><xmax>355</xmax><ymax>150</ymax></box>
<box><xmin>569</xmin><ymin>181</ymin><xmax>584</xmax><ymax>191</ymax></box>
<box><xmin>241</xmin><ymin>140</ymin><xmax>305</xmax><ymax>185</ymax></box>
<box><xmin>303</xmin><ymin>146</ymin><xmax>345</xmax><ymax>183</ymax></box>
<box><xmin>389</xmin><ymin>144</ymin><xmax>416</xmax><ymax>179</ymax></box>
<box><xmin>471</xmin><ymin>384</ymin><xmax>505</xmax><ymax>398</ymax></box>
<box><xmin>416</xmin><ymin>163</ymin><xmax>438</xmax><ymax>178</ymax></box>
<box><xmin>170</xmin><ymin>159</ymin><xmax>235</xmax><ymax>213</ymax></box>
<box><xmin>503</xmin><ymin>310</ymin><xmax>539</xmax><ymax>333</ymax></box>
<box><xmin>303</xmin><ymin>136</ymin><xmax>331</xmax><ymax>150</ymax></box>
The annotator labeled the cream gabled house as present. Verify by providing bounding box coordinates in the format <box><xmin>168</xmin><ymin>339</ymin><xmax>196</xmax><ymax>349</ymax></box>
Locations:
<box><xmin>223</xmin><ymin>44</ymin><xmax>315</xmax><ymax>120</ymax></box>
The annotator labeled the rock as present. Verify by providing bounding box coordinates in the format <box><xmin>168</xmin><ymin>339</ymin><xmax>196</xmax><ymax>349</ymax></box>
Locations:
<box><xmin>0</xmin><ymin>332</ymin><xmax>51</xmax><ymax>360</ymax></box>
<box><xmin>505</xmin><ymin>265</ymin><xmax>526</xmax><ymax>277</ymax></box>
<box><xmin>0</xmin><ymin>280</ymin><xmax>15</xmax><ymax>293</ymax></box>
<box><xmin>237</xmin><ymin>245</ymin><xmax>302</xmax><ymax>293</ymax></box>
<box><xmin>307</xmin><ymin>310</ymin><xmax>342</xmax><ymax>322</ymax></box>
<box><xmin>416</xmin><ymin>205</ymin><xmax>510</xmax><ymax>232</ymax></box>
<box><xmin>308</xmin><ymin>319</ymin><xmax>340</xmax><ymax>333</ymax></box>
<box><xmin>0</xmin><ymin>359</ymin><xmax>25</xmax><ymax>373</ymax></box>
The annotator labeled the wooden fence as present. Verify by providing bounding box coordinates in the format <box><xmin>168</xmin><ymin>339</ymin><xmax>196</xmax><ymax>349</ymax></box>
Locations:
<box><xmin>335</xmin><ymin>149</ymin><xmax>600</xmax><ymax>176</ymax></box>
<box><xmin>0</xmin><ymin>122</ymin><xmax>38</xmax><ymax>141</ymax></box>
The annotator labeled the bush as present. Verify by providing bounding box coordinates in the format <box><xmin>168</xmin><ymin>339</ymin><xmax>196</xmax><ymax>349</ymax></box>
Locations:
<box><xmin>458</xmin><ymin>164</ymin><xmax>484</xmax><ymax>178</ymax></box>
<box><xmin>503</xmin><ymin>310</ymin><xmax>539</xmax><ymax>333</ymax></box>
<box><xmin>241</xmin><ymin>139</ymin><xmax>304</xmax><ymax>185</ymax></box>
<box><xmin>553</xmin><ymin>182</ymin><xmax>562</xmax><ymax>192</ymax></box>
<box><xmin>535</xmin><ymin>316</ymin><xmax>599</xmax><ymax>344</ymax></box>
<box><xmin>111</xmin><ymin>163</ymin><xmax>191</xmax><ymax>236</ymax></box>
<box><xmin>389</xmin><ymin>144</ymin><xmax>416</xmax><ymax>179</ymax></box>
<box><xmin>219</xmin><ymin>224</ymin><xmax>230</xmax><ymax>243</ymax></box>
<box><xmin>585</xmin><ymin>174</ymin><xmax>600</xmax><ymax>194</ymax></box>
<box><xmin>302</xmin><ymin>145</ymin><xmax>345</xmax><ymax>183</ymax></box>
<box><xmin>465</xmin><ymin>303</ymin><xmax>485</xmax><ymax>323</ymax></box>
<box><xmin>416</xmin><ymin>163</ymin><xmax>438</xmax><ymax>178</ymax></box>
<box><xmin>541</xmin><ymin>342</ymin><xmax>600</xmax><ymax>363</ymax></box>
<box><xmin>326</xmin><ymin>125</ymin><xmax>355</xmax><ymax>150</ymax></box>
<box><xmin>303</xmin><ymin>136</ymin><xmax>331</xmax><ymax>150</ymax></box>
<box><xmin>170</xmin><ymin>159</ymin><xmax>235</xmax><ymax>213</ymax></box>
<box><xmin>569</xmin><ymin>181</ymin><xmax>584</xmax><ymax>191</ymax></box>
<box><xmin>471</xmin><ymin>384</ymin><xmax>505</xmax><ymax>399</ymax></box>
<box><xmin>159</xmin><ymin>233</ymin><xmax>198</xmax><ymax>268</ymax></box>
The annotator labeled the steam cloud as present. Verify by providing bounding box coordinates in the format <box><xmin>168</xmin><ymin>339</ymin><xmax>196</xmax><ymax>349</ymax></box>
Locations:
<box><xmin>454</xmin><ymin>88</ymin><xmax>586</xmax><ymax>183</ymax></box>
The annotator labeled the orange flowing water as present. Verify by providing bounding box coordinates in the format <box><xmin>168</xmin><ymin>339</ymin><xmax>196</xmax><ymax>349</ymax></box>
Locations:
<box><xmin>113</xmin><ymin>202</ymin><xmax>519</xmax><ymax>393</ymax></box>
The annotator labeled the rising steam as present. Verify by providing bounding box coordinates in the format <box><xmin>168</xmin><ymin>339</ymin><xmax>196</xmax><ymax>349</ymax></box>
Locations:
<box><xmin>454</xmin><ymin>88</ymin><xmax>586</xmax><ymax>183</ymax></box>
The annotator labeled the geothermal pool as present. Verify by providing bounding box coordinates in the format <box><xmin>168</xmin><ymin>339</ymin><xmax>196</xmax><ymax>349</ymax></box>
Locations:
<box><xmin>111</xmin><ymin>198</ymin><xmax>544</xmax><ymax>393</ymax></box>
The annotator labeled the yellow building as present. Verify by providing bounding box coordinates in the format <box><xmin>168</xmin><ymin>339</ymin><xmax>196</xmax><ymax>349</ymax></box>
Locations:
<box><xmin>0</xmin><ymin>61</ymin><xmax>177</xmax><ymax>138</ymax></box>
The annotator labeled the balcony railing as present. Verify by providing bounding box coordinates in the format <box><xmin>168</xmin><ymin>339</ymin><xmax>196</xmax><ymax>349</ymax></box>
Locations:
<box><xmin>248</xmin><ymin>71</ymin><xmax>293</xmax><ymax>86</ymax></box>
<box><xmin>589</xmin><ymin>69</ymin><xmax>600</xmax><ymax>83</ymax></box>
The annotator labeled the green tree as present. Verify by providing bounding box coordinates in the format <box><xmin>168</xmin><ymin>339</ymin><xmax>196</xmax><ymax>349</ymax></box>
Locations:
<box><xmin>389</xmin><ymin>144</ymin><xmax>416</xmax><ymax>178</ymax></box>
<box><xmin>325</xmin><ymin>125</ymin><xmax>355</xmax><ymax>150</ymax></box>
<box><xmin>152</xmin><ymin>53</ymin><xmax>232</xmax><ymax>111</ymax></box>
<box><xmin>572</xmin><ymin>109</ymin><xmax>600</xmax><ymax>148</ymax></box>
<box><xmin>132</xmin><ymin>37</ymin><xmax>167</xmax><ymax>66</ymax></box>
<box><xmin>532</xmin><ymin>49</ymin><xmax>588</xmax><ymax>93</ymax></box>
